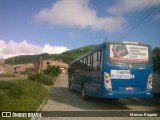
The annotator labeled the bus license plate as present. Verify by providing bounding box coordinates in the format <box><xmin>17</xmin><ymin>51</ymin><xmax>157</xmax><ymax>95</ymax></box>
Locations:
<box><xmin>125</xmin><ymin>86</ymin><xmax>134</xmax><ymax>90</ymax></box>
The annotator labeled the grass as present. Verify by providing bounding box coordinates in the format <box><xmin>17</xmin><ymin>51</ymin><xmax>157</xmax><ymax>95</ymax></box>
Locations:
<box><xmin>0</xmin><ymin>79</ymin><xmax>49</xmax><ymax>120</ymax></box>
<box><xmin>0</xmin><ymin>74</ymin><xmax>17</xmax><ymax>77</ymax></box>
<box><xmin>28</xmin><ymin>72</ymin><xmax>57</xmax><ymax>85</ymax></box>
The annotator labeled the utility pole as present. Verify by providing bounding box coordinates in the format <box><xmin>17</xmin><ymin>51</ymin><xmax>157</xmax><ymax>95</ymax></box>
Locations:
<box><xmin>12</xmin><ymin>58</ymin><xmax>14</xmax><ymax>66</ymax></box>
<box><xmin>39</xmin><ymin>56</ymin><xmax>42</xmax><ymax>74</ymax></box>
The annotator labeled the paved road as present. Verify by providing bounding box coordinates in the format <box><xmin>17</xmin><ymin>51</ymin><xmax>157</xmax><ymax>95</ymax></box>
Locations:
<box><xmin>37</xmin><ymin>75</ymin><xmax>160</xmax><ymax>120</ymax></box>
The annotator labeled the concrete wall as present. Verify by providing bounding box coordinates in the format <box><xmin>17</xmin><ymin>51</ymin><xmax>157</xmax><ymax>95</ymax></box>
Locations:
<box><xmin>14</xmin><ymin>63</ymin><xmax>34</xmax><ymax>74</ymax></box>
<box><xmin>0</xmin><ymin>64</ymin><xmax>14</xmax><ymax>75</ymax></box>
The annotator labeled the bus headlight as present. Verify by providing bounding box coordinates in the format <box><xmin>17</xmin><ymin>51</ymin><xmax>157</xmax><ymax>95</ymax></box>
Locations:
<box><xmin>104</xmin><ymin>73</ymin><xmax>112</xmax><ymax>91</ymax></box>
<box><xmin>147</xmin><ymin>74</ymin><xmax>153</xmax><ymax>90</ymax></box>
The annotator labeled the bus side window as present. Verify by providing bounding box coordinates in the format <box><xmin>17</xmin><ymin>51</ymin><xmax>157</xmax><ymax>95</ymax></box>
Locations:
<box><xmin>87</xmin><ymin>55</ymin><xmax>90</xmax><ymax>71</ymax></box>
<box><xmin>74</xmin><ymin>63</ymin><xmax>76</xmax><ymax>73</ymax></box>
<box><xmin>97</xmin><ymin>50</ymin><xmax>102</xmax><ymax>70</ymax></box>
<box><xmin>78</xmin><ymin>61</ymin><xmax>80</xmax><ymax>73</ymax></box>
<box><xmin>83</xmin><ymin>58</ymin><xmax>85</xmax><ymax>72</ymax></box>
<box><xmin>75</xmin><ymin>62</ymin><xmax>78</xmax><ymax>73</ymax></box>
<box><xmin>80</xmin><ymin>59</ymin><xmax>84</xmax><ymax>72</ymax></box>
<box><xmin>93</xmin><ymin>52</ymin><xmax>98</xmax><ymax>71</ymax></box>
<box><xmin>90</xmin><ymin>54</ymin><xmax>93</xmax><ymax>71</ymax></box>
<box><xmin>71</xmin><ymin>64</ymin><xmax>73</xmax><ymax>73</ymax></box>
<box><xmin>85</xmin><ymin>57</ymin><xmax>88</xmax><ymax>72</ymax></box>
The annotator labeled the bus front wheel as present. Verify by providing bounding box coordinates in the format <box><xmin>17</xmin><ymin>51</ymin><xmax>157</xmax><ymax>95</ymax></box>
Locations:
<box><xmin>81</xmin><ymin>85</ymin><xmax>89</xmax><ymax>100</ymax></box>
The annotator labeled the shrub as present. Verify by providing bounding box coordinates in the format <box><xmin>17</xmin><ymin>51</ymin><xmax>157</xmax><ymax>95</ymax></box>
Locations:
<box><xmin>0</xmin><ymin>81</ymin><xmax>24</xmax><ymax>98</ymax></box>
<box><xmin>28</xmin><ymin>72</ymin><xmax>55</xmax><ymax>85</ymax></box>
<box><xmin>8</xmin><ymin>83</ymin><xmax>24</xmax><ymax>98</ymax></box>
<box><xmin>0</xmin><ymin>74</ymin><xmax>16</xmax><ymax>77</ymax></box>
<box><xmin>43</xmin><ymin>65</ymin><xmax>61</xmax><ymax>77</ymax></box>
<box><xmin>0</xmin><ymin>80</ymin><xmax>48</xmax><ymax>112</ymax></box>
<box><xmin>28</xmin><ymin>66</ymin><xmax>61</xmax><ymax>85</ymax></box>
<box><xmin>41</xmin><ymin>75</ymin><xmax>54</xmax><ymax>85</ymax></box>
<box><xmin>0</xmin><ymin>90</ymin><xmax>6</xmax><ymax>103</ymax></box>
<box><xmin>28</xmin><ymin>72</ymin><xmax>43</xmax><ymax>82</ymax></box>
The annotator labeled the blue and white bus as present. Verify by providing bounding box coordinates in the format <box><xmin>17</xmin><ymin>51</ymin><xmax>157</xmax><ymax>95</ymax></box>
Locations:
<box><xmin>68</xmin><ymin>41</ymin><xmax>153</xmax><ymax>100</ymax></box>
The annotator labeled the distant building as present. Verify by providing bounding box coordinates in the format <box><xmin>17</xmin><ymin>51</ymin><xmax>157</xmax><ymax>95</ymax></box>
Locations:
<box><xmin>14</xmin><ymin>63</ymin><xmax>34</xmax><ymax>74</ymax></box>
<box><xmin>0</xmin><ymin>58</ymin><xmax>5</xmax><ymax>64</ymax></box>
<box><xmin>34</xmin><ymin>60</ymin><xmax>69</xmax><ymax>75</ymax></box>
<box><xmin>0</xmin><ymin>64</ymin><xmax>14</xmax><ymax>75</ymax></box>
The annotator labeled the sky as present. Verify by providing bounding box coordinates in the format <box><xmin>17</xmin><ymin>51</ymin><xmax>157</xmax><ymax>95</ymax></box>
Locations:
<box><xmin>0</xmin><ymin>0</ymin><xmax>160</xmax><ymax>59</ymax></box>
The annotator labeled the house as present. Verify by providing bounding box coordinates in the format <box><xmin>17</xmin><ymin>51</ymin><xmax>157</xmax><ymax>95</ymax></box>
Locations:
<box><xmin>0</xmin><ymin>58</ymin><xmax>14</xmax><ymax>75</ymax></box>
<box><xmin>14</xmin><ymin>63</ymin><xmax>34</xmax><ymax>74</ymax></box>
<box><xmin>0</xmin><ymin>64</ymin><xmax>14</xmax><ymax>75</ymax></box>
<box><xmin>0</xmin><ymin>58</ymin><xmax>5</xmax><ymax>64</ymax></box>
<box><xmin>34</xmin><ymin>60</ymin><xmax>69</xmax><ymax>75</ymax></box>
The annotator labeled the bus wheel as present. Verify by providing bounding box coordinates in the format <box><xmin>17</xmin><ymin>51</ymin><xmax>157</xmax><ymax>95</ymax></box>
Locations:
<box><xmin>69</xmin><ymin>83</ymin><xmax>74</xmax><ymax>92</ymax></box>
<box><xmin>106</xmin><ymin>98</ymin><xmax>119</xmax><ymax>101</ymax></box>
<box><xmin>81</xmin><ymin>85</ymin><xmax>89</xmax><ymax>100</ymax></box>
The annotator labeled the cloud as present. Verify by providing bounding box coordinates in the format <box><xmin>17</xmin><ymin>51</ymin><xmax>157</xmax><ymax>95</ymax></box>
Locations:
<box><xmin>42</xmin><ymin>44</ymin><xmax>69</xmax><ymax>54</ymax></box>
<box><xmin>107</xmin><ymin>0</ymin><xmax>160</xmax><ymax>15</ymax></box>
<box><xmin>0</xmin><ymin>40</ymin><xmax>69</xmax><ymax>59</ymax></box>
<box><xmin>35</xmin><ymin>0</ymin><xmax>160</xmax><ymax>33</ymax></box>
<box><xmin>35</xmin><ymin>0</ymin><xmax>126</xmax><ymax>32</ymax></box>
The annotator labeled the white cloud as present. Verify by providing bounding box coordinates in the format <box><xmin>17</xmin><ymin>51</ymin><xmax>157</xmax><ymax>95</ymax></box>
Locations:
<box><xmin>0</xmin><ymin>40</ymin><xmax>69</xmax><ymax>59</ymax></box>
<box><xmin>107</xmin><ymin>0</ymin><xmax>160</xmax><ymax>15</ymax></box>
<box><xmin>42</xmin><ymin>44</ymin><xmax>69</xmax><ymax>54</ymax></box>
<box><xmin>35</xmin><ymin>0</ymin><xmax>160</xmax><ymax>33</ymax></box>
<box><xmin>35</xmin><ymin>0</ymin><xmax>126</xmax><ymax>32</ymax></box>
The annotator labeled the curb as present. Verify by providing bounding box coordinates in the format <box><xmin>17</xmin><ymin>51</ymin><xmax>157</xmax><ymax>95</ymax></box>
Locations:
<box><xmin>31</xmin><ymin>98</ymin><xmax>48</xmax><ymax>120</ymax></box>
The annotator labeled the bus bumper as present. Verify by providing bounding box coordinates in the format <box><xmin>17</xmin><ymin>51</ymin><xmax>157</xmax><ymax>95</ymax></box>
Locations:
<box><xmin>102</xmin><ymin>91</ymin><xmax>153</xmax><ymax>98</ymax></box>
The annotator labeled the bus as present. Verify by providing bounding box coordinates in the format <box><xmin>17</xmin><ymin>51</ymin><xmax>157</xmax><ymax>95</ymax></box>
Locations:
<box><xmin>68</xmin><ymin>41</ymin><xmax>153</xmax><ymax>100</ymax></box>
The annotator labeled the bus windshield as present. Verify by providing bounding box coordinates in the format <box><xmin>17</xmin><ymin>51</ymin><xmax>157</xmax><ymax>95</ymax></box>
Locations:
<box><xmin>109</xmin><ymin>43</ymin><xmax>149</xmax><ymax>64</ymax></box>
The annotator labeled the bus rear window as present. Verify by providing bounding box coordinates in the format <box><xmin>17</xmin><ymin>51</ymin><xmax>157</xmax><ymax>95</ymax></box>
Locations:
<box><xmin>109</xmin><ymin>43</ymin><xmax>149</xmax><ymax>64</ymax></box>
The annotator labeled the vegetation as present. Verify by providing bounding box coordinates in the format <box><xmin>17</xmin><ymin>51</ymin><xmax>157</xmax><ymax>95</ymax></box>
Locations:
<box><xmin>5</xmin><ymin>53</ymin><xmax>51</xmax><ymax>65</ymax></box>
<box><xmin>0</xmin><ymin>74</ymin><xmax>16</xmax><ymax>77</ymax></box>
<box><xmin>5</xmin><ymin>45</ymin><xmax>97</xmax><ymax>64</ymax></box>
<box><xmin>43</xmin><ymin>65</ymin><xmax>61</xmax><ymax>77</ymax></box>
<box><xmin>28</xmin><ymin>65</ymin><xmax>62</xmax><ymax>85</ymax></box>
<box><xmin>28</xmin><ymin>72</ymin><xmax>55</xmax><ymax>85</ymax></box>
<box><xmin>0</xmin><ymin>79</ymin><xmax>48</xmax><ymax>120</ymax></box>
<box><xmin>52</xmin><ymin>45</ymin><xmax>97</xmax><ymax>63</ymax></box>
<box><xmin>152</xmin><ymin>47</ymin><xmax>160</xmax><ymax>74</ymax></box>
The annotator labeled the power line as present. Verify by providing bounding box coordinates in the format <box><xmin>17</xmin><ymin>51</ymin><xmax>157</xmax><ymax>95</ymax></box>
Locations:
<box><xmin>133</xmin><ymin>0</ymin><xmax>154</xmax><ymax>27</ymax></box>
<box><xmin>119</xmin><ymin>0</ymin><xmax>160</xmax><ymax>40</ymax></box>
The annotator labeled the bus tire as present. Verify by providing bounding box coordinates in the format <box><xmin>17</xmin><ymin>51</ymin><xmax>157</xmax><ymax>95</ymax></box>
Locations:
<box><xmin>81</xmin><ymin>85</ymin><xmax>89</xmax><ymax>100</ymax></box>
<box><xmin>106</xmin><ymin>98</ymin><xmax>119</xmax><ymax>101</ymax></box>
<box><xmin>69</xmin><ymin>83</ymin><xmax>74</xmax><ymax>92</ymax></box>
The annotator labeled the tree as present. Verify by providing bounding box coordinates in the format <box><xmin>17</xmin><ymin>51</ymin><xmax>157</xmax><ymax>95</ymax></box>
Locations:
<box><xmin>43</xmin><ymin>65</ymin><xmax>62</xmax><ymax>77</ymax></box>
<box><xmin>152</xmin><ymin>47</ymin><xmax>160</xmax><ymax>73</ymax></box>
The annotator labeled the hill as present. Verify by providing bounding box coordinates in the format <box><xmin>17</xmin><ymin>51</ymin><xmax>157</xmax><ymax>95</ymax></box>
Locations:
<box><xmin>5</xmin><ymin>45</ymin><xmax>97</xmax><ymax>65</ymax></box>
<box><xmin>52</xmin><ymin>45</ymin><xmax>97</xmax><ymax>63</ymax></box>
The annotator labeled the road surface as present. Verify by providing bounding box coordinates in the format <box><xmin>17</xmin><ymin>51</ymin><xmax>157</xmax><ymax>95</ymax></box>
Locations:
<box><xmin>37</xmin><ymin>75</ymin><xmax>159</xmax><ymax>120</ymax></box>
